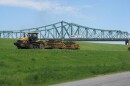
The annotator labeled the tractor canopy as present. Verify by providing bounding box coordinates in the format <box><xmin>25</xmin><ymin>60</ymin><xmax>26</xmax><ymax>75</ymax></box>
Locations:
<box><xmin>27</xmin><ymin>32</ymin><xmax>38</xmax><ymax>41</ymax></box>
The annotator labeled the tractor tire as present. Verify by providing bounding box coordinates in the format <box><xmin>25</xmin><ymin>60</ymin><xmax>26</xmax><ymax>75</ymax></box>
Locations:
<box><xmin>33</xmin><ymin>45</ymin><xmax>38</xmax><ymax>49</ymax></box>
<box><xmin>17</xmin><ymin>46</ymin><xmax>21</xmax><ymax>49</ymax></box>
<box><xmin>29</xmin><ymin>44</ymin><xmax>34</xmax><ymax>49</ymax></box>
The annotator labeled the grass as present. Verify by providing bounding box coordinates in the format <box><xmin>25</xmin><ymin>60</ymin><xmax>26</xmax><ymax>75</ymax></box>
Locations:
<box><xmin>0</xmin><ymin>38</ymin><xmax>130</xmax><ymax>86</ymax></box>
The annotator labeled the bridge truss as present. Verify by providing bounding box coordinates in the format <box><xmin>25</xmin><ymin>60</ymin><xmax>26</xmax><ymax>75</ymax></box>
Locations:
<box><xmin>0</xmin><ymin>21</ymin><xmax>129</xmax><ymax>41</ymax></box>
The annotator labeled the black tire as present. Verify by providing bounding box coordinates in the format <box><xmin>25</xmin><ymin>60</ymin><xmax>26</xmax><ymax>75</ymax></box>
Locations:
<box><xmin>29</xmin><ymin>44</ymin><xmax>34</xmax><ymax>49</ymax></box>
<box><xmin>33</xmin><ymin>45</ymin><xmax>38</xmax><ymax>49</ymax></box>
<box><xmin>17</xmin><ymin>46</ymin><xmax>21</xmax><ymax>49</ymax></box>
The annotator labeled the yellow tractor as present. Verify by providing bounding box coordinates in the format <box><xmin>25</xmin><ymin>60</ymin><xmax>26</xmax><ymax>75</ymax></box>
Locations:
<box><xmin>14</xmin><ymin>32</ymin><xmax>44</xmax><ymax>49</ymax></box>
<box><xmin>14</xmin><ymin>32</ymin><xmax>80</xmax><ymax>50</ymax></box>
<box><xmin>128</xmin><ymin>40</ymin><xmax>130</xmax><ymax>51</ymax></box>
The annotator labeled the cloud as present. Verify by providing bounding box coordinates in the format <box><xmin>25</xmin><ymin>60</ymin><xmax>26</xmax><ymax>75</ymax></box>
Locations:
<box><xmin>0</xmin><ymin>0</ymin><xmax>95</xmax><ymax>21</ymax></box>
<box><xmin>0</xmin><ymin>0</ymin><xmax>52</xmax><ymax>11</ymax></box>
<box><xmin>0</xmin><ymin>0</ymin><xmax>78</xmax><ymax>14</ymax></box>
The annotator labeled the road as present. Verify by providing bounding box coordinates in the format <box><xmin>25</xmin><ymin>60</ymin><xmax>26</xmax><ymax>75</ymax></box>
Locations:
<box><xmin>52</xmin><ymin>71</ymin><xmax>130</xmax><ymax>86</ymax></box>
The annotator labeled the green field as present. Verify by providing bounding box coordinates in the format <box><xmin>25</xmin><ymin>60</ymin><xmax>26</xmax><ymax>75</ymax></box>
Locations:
<box><xmin>0</xmin><ymin>38</ymin><xmax>130</xmax><ymax>86</ymax></box>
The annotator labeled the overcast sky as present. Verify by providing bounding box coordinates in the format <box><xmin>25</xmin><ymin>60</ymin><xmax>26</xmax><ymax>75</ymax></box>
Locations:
<box><xmin>0</xmin><ymin>0</ymin><xmax>130</xmax><ymax>33</ymax></box>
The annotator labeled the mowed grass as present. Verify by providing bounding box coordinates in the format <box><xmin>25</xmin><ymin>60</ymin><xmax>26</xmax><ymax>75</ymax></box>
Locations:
<box><xmin>0</xmin><ymin>38</ymin><xmax>130</xmax><ymax>86</ymax></box>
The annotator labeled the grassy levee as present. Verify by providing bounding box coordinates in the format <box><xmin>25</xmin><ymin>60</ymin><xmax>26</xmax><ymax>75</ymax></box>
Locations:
<box><xmin>0</xmin><ymin>38</ymin><xmax>130</xmax><ymax>86</ymax></box>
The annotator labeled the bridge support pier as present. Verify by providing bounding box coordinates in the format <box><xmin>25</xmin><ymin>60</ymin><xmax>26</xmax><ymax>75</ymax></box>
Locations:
<box><xmin>125</xmin><ymin>39</ymin><xmax>130</xmax><ymax>45</ymax></box>
<box><xmin>125</xmin><ymin>40</ymin><xmax>128</xmax><ymax>45</ymax></box>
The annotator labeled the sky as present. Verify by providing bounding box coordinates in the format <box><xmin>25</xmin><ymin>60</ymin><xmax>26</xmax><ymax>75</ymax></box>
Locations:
<box><xmin>0</xmin><ymin>0</ymin><xmax>130</xmax><ymax>33</ymax></box>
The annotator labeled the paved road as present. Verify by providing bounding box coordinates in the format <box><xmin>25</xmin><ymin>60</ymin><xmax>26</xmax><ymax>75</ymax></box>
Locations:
<box><xmin>52</xmin><ymin>71</ymin><xmax>130</xmax><ymax>86</ymax></box>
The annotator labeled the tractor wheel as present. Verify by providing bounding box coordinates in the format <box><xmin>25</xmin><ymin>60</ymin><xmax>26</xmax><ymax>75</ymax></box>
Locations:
<box><xmin>17</xmin><ymin>46</ymin><xmax>21</xmax><ymax>49</ymax></box>
<box><xmin>39</xmin><ymin>43</ymin><xmax>44</xmax><ymax>49</ymax></box>
<box><xmin>33</xmin><ymin>45</ymin><xmax>38</xmax><ymax>49</ymax></box>
<box><xmin>29</xmin><ymin>44</ymin><xmax>34</xmax><ymax>49</ymax></box>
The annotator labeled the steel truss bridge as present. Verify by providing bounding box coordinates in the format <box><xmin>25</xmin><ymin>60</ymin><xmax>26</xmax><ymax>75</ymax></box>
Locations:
<box><xmin>0</xmin><ymin>21</ymin><xmax>129</xmax><ymax>42</ymax></box>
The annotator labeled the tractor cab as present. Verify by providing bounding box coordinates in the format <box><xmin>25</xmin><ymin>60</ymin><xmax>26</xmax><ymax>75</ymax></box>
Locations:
<box><xmin>28</xmin><ymin>32</ymin><xmax>38</xmax><ymax>41</ymax></box>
